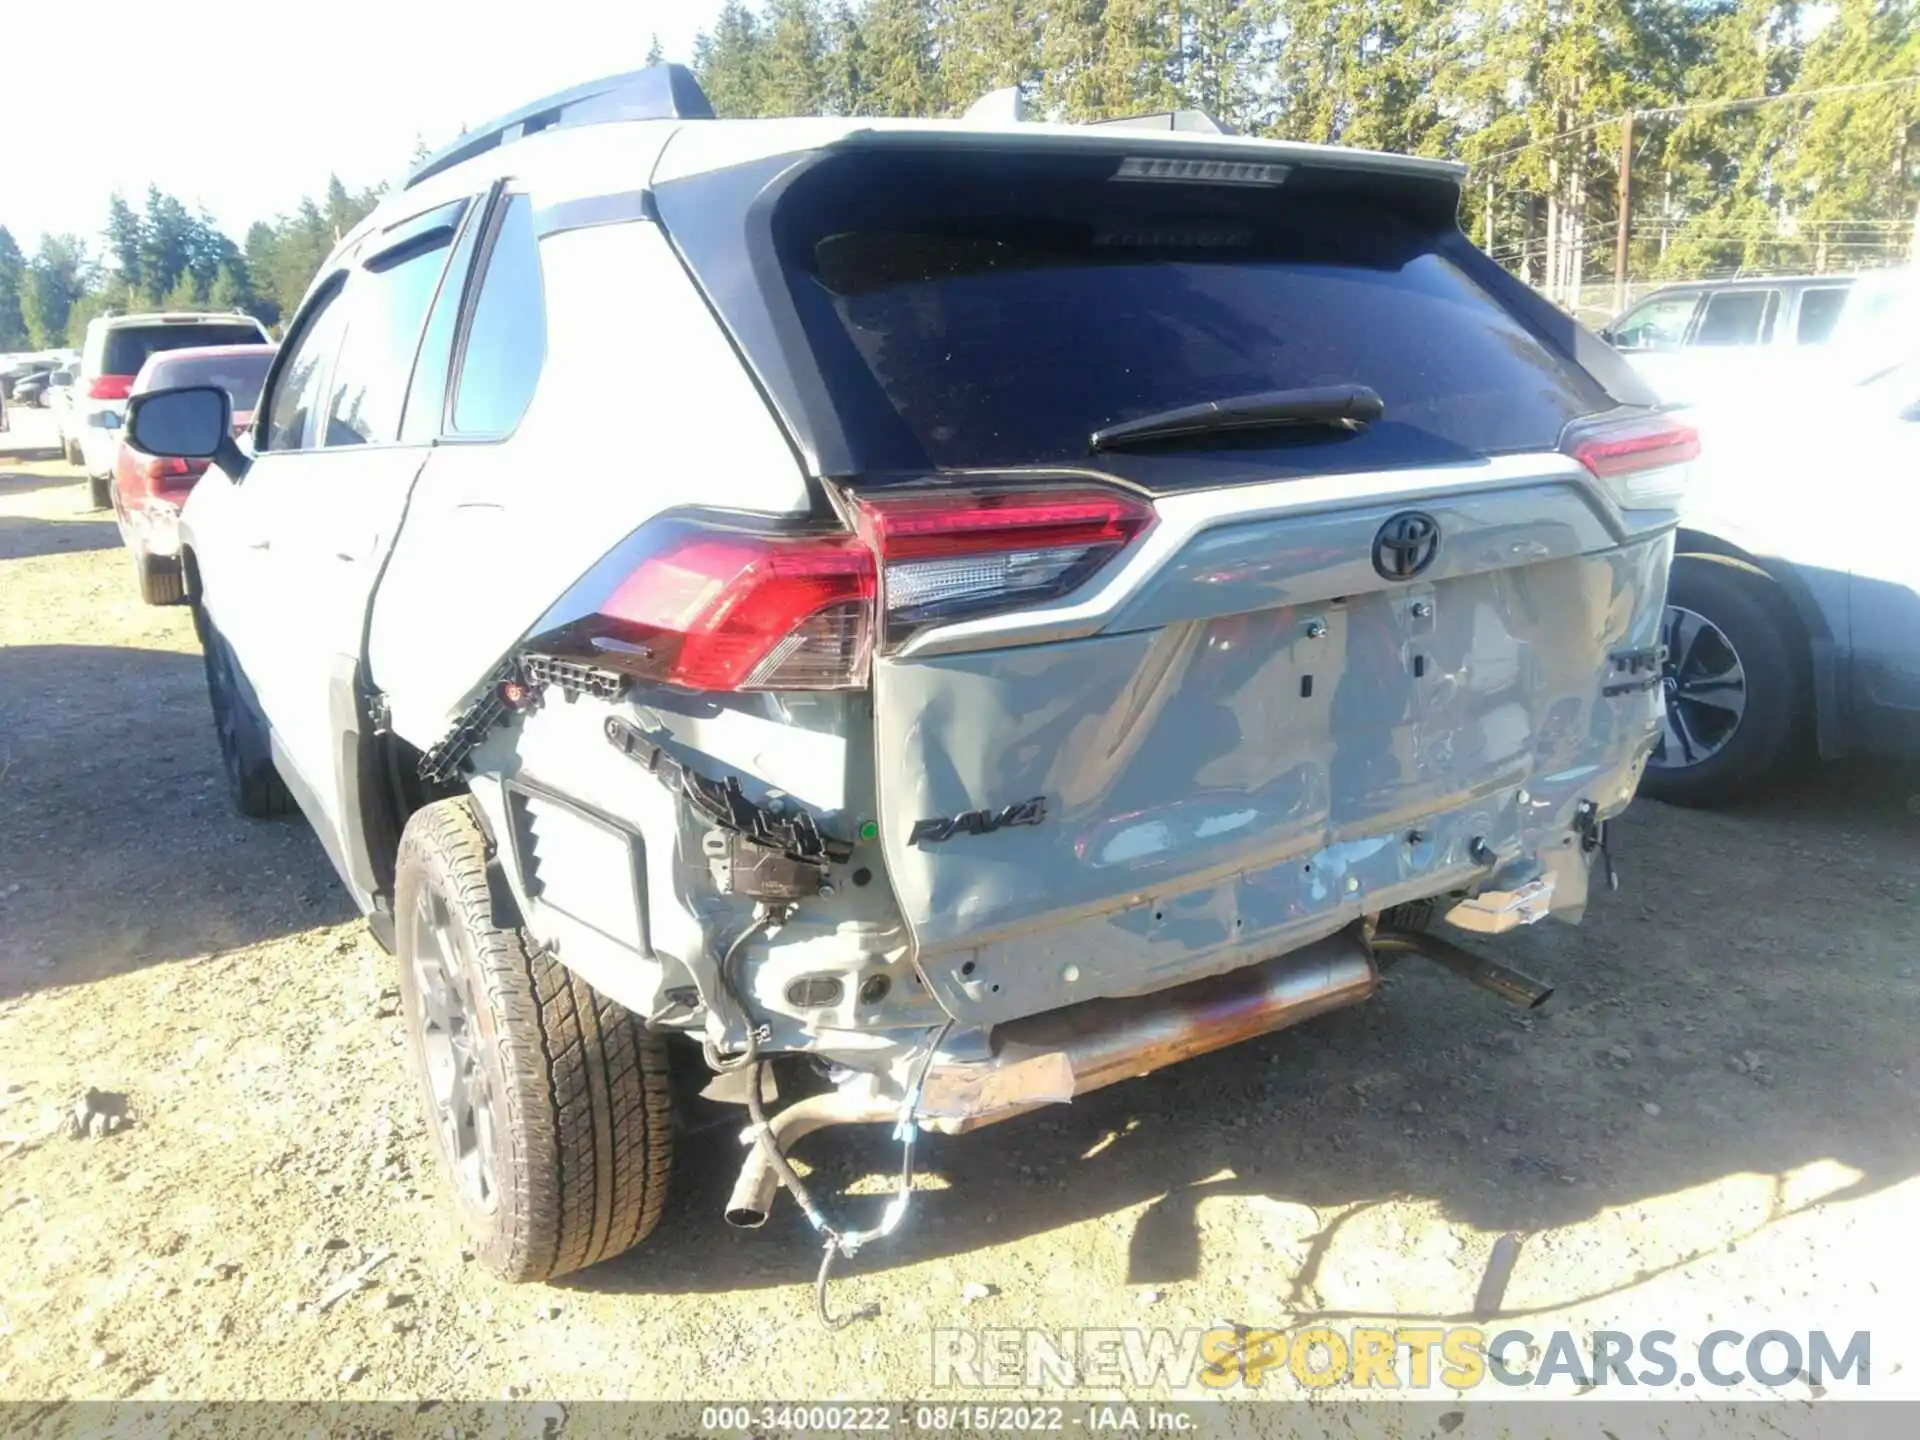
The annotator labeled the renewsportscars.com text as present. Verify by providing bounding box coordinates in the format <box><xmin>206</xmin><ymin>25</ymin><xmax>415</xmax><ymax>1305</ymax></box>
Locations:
<box><xmin>931</xmin><ymin>1326</ymin><xmax>1871</xmax><ymax>1393</ymax></box>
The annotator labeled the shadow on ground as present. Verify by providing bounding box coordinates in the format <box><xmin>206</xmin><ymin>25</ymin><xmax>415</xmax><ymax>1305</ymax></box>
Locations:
<box><xmin>0</xmin><ymin>512</ymin><xmax>121</xmax><ymax>561</ymax></box>
<box><xmin>568</xmin><ymin>761</ymin><xmax>1919</xmax><ymax>1320</ymax></box>
<box><xmin>0</xmin><ymin>644</ymin><xmax>356</xmax><ymax>1002</ymax></box>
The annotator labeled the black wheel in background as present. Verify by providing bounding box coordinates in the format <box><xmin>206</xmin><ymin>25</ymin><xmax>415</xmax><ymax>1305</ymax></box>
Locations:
<box><xmin>1638</xmin><ymin>557</ymin><xmax>1808</xmax><ymax>808</ymax></box>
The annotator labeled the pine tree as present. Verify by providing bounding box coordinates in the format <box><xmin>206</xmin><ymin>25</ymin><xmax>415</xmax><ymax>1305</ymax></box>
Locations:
<box><xmin>646</xmin><ymin>33</ymin><xmax>666</xmax><ymax>65</ymax></box>
<box><xmin>22</xmin><ymin>235</ymin><xmax>91</xmax><ymax>348</ymax></box>
<box><xmin>104</xmin><ymin>194</ymin><xmax>145</xmax><ymax>294</ymax></box>
<box><xmin>935</xmin><ymin>0</ymin><xmax>1041</xmax><ymax>114</ymax></box>
<box><xmin>761</xmin><ymin>0</ymin><xmax>829</xmax><ymax>115</ymax></box>
<box><xmin>856</xmin><ymin>0</ymin><xmax>940</xmax><ymax>115</ymax></box>
<box><xmin>0</xmin><ymin>227</ymin><xmax>26</xmax><ymax>351</ymax></box>
<box><xmin>140</xmin><ymin>185</ymin><xmax>196</xmax><ymax>300</ymax></box>
<box><xmin>696</xmin><ymin>0</ymin><xmax>770</xmax><ymax>117</ymax></box>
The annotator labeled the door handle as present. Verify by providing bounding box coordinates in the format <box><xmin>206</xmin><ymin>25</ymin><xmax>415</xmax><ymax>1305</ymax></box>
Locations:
<box><xmin>245</xmin><ymin>537</ymin><xmax>271</xmax><ymax>551</ymax></box>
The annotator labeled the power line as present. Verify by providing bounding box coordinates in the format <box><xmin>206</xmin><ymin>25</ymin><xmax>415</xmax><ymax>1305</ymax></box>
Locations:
<box><xmin>1467</xmin><ymin>73</ymin><xmax>1920</xmax><ymax>169</ymax></box>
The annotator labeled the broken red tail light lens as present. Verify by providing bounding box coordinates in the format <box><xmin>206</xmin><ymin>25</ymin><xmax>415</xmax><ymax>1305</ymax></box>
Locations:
<box><xmin>535</xmin><ymin>521</ymin><xmax>877</xmax><ymax>692</ymax></box>
<box><xmin>853</xmin><ymin>485</ymin><xmax>1154</xmax><ymax>646</ymax></box>
<box><xmin>1561</xmin><ymin>411</ymin><xmax>1699</xmax><ymax>510</ymax></box>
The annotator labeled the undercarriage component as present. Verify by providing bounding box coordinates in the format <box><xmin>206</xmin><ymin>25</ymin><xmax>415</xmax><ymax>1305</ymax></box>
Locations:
<box><xmin>1444</xmin><ymin>874</ymin><xmax>1555</xmax><ymax>934</ymax></box>
<box><xmin>1370</xmin><ymin>928</ymin><xmax>1554</xmax><ymax>1009</ymax></box>
<box><xmin>723</xmin><ymin>929</ymin><xmax>1378</xmax><ymax>1229</ymax></box>
<box><xmin>604</xmin><ymin>714</ymin><xmax>853</xmax><ymax>900</ymax></box>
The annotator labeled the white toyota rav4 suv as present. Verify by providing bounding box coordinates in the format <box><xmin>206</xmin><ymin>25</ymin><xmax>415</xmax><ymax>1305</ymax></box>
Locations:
<box><xmin>127</xmin><ymin>65</ymin><xmax>1690</xmax><ymax>1297</ymax></box>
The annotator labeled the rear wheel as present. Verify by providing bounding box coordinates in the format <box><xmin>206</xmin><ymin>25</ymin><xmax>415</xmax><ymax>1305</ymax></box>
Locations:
<box><xmin>1638</xmin><ymin>557</ymin><xmax>1807</xmax><ymax>808</ymax></box>
<box><xmin>194</xmin><ymin>605</ymin><xmax>295</xmax><ymax>818</ymax></box>
<box><xmin>64</xmin><ymin>438</ymin><xmax>83</xmax><ymax>466</ymax></box>
<box><xmin>395</xmin><ymin>797</ymin><xmax>676</xmax><ymax>1282</ymax></box>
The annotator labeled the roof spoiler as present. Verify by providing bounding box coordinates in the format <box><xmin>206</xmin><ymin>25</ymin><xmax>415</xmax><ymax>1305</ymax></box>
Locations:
<box><xmin>406</xmin><ymin>64</ymin><xmax>714</xmax><ymax>189</ymax></box>
<box><xmin>960</xmin><ymin>88</ymin><xmax>1231</xmax><ymax>136</ymax></box>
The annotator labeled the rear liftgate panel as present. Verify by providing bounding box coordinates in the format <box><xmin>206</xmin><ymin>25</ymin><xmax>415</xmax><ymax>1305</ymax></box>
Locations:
<box><xmin>873</xmin><ymin>474</ymin><xmax>1672</xmax><ymax>1027</ymax></box>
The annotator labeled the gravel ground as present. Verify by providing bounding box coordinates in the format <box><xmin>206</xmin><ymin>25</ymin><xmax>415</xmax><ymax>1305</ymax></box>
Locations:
<box><xmin>3</xmin><ymin>408</ymin><xmax>1918</xmax><ymax>1408</ymax></box>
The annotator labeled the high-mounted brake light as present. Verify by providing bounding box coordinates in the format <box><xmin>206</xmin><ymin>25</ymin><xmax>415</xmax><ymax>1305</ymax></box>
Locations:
<box><xmin>854</xmin><ymin>485</ymin><xmax>1154</xmax><ymax>646</ymax></box>
<box><xmin>1562</xmin><ymin>411</ymin><xmax>1699</xmax><ymax>510</ymax></box>
<box><xmin>532</xmin><ymin>520</ymin><xmax>876</xmax><ymax>692</ymax></box>
<box><xmin>89</xmin><ymin>374</ymin><xmax>134</xmax><ymax>401</ymax></box>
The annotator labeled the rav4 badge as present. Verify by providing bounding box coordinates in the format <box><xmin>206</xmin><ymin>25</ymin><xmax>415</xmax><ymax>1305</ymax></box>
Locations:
<box><xmin>909</xmin><ymin>797</ymin><xmax>1048</xmax><ymax>846</ymax></box>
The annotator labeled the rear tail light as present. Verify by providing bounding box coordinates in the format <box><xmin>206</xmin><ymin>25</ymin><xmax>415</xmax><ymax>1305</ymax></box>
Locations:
<box><xmin>88</xmin><ymin>374</ymin><xmax>134</xmax><ymax>401</ymax></box>
<box><xmin>852</xmin><ymin>485</ymin><xmax>1153</xmax><ymax>646</ymax></box>
<box><xmin>1562</xmin><ymin>410</ymin><xmax>1699</xmax><ymax>510</ymax></box>
<box><xmin>528</xmin><ymin>485</ymin><xmax>1152</xmax><ymax>694</ymax></box>
<box><xmin>531</xmin><ymin>520</ymin><xmax>876</xmax><ymax>692</ymax></box>
<box><xmin>141</xmin><ymin>456</ymin><xmax>201</xmax><ymax>486</ymax></box>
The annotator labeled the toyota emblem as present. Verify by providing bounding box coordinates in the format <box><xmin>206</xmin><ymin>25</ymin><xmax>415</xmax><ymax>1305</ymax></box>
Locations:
<box><xmin>1372</xmin><ymin>511</ymin><xmax>1440</xmax><ymax>581</ymax></box>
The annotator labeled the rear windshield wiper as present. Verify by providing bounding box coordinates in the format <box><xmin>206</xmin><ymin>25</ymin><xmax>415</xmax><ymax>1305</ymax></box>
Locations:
<box><xmin>1089</xmin><ymin>384</ymin><xmax>1385</xmax><ymax>453</ymax></box>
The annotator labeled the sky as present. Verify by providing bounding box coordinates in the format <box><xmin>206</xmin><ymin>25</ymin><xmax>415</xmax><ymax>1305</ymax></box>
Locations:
<box><xmin>4</xmin><ymin>0</ymin><xmax>727</xmax><ymax>252</ymax></box>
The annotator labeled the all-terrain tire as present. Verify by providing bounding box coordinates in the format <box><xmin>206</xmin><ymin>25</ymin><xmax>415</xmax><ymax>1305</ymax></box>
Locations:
<box><xmin>135</xmin><ymin>550</ymin><xmax>187</xmax><ymax>606</ymax></box>
<box><xmin>88</xmin><ymin>474</ymin><xmax>111</xmax><ymax>510</ymax></box>
<box><xmin>193</xmin><ymin>604</ymin><xmax>296</xmax><ymax>818</ymax></box>
<box><xmin>394</xmin><ymin>797</ymin><xmax>675</xmax><ymax>1283</ymax></box>
<box><xmin>1638</xmin><ymin>556</ymin><xmax>1809</xmax><ymax>809</ymax></box>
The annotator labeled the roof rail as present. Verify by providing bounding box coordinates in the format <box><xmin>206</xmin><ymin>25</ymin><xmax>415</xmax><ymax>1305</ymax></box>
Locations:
<box><xmin>406</xmin><ymin>64</ymin><xmax>715</xmax><ymax>189</ymax></box>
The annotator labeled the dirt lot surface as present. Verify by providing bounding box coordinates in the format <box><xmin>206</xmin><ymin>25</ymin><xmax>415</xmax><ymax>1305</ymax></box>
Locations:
<box><xmin>3</xmin><ymin>407</ymin><xmax>1919</xmax><ymax>1410</ymax></box>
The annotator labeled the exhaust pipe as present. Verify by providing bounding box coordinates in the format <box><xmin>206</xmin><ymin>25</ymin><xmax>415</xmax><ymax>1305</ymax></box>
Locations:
<box><xmin>1371</xmin><ymin>928</ymin><xmax>1554</xmax><ymax>1009</ymax></box>
<box><xmin>723</xmin><ymin>931</ymin><xmax>1377</xmax><ymax>1228</ymax></box>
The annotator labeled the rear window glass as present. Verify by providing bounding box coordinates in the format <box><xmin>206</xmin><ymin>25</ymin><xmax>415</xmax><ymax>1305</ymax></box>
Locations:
<box><xmin>105</xmin><ymin>324</ymin><xmax>264</xmax><ymax>376</ymax></box>
<box><xmin>770</xmin><ymin>151</ymin><xmax>1611</xmax><ymax>473</ymax></box>
<box><xmin>1693</xmin><ymin>290</ymin><xmax>1774</xmax><ymax>347</ymax></box>
<box><xmin>147</xmin><ymin>352</ymin><xmax>274</xmax><ymax>411</ymax></box>
<box><xmin>1796</xmin><ymin>287</ymin><xmax>1849</xmax><ymax>344</ymax></box>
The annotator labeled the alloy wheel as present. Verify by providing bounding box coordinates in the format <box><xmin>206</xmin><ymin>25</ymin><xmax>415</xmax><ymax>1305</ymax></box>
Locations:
<box><xmin>406</xmin><ymin>888</ymin><xmax>501</xmax><ymax>1213</ymax></box>
<box><xmin>1648</xmin><ymin>604</ymin><xmax>1748</xmax><ymax>770</ymax></box>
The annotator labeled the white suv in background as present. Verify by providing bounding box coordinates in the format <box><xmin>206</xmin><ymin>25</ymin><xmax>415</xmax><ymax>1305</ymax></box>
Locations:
<box><xmin>72</xmin><ymin>311</ymin><xmax>269</xmax><ymax>507</ymax></box>
<box><xmin>126</xmin><ymin>65</ymin><xmax>1688</xmax><ymax>1297</ymax></box>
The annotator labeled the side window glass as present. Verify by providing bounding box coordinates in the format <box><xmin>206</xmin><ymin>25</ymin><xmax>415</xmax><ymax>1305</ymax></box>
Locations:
<box><xmin>1797</xmin><ymin>288</ymin><xmax>1849</xmax><ymax>345</ymax></box>
<box><xmin>1694</xmin><ymin>290</ymin><xmax>1769</xmax><ymax>347</ymax></box>
<box><xmin>400</xmin><ymin>200</ymin><xmax>487</xmax><ymax>443</ymax></box>
<box><xmin>263</xmin><ymin>286</ymin><xmax>348</xmax><ymax>453</ymax></box>
<box><xmin>323</xmin><ymin>203</ymin><xmax>466</xmax><ymax>447</ymax></box>
<box><xmin>1612</xmin><ymin>294</ymin><xmax>1696</xmax><ymax>352</ymax></box>
<box><xmin>451</xmin><ymin>196</ymin><xmax>546</xmax><ymax>436</ymax></box>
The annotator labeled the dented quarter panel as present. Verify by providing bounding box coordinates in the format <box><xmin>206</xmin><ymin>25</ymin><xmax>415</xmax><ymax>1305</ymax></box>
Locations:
<box><xmin>874</xmin><ymin>517</ymin><xmax>1673</xmax><ymax>1027</ymax></box>
<box><xmin>466</xmin><ymin>683</ymin><xmax>938</xmax><ymax>1051</ymax></box>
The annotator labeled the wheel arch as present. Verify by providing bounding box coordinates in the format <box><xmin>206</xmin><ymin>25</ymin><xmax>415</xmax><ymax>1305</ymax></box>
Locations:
<box><xmin>1673</xmin><ymin>528</ymin><xmax>1845</xmax><ymax>759</ymax></box>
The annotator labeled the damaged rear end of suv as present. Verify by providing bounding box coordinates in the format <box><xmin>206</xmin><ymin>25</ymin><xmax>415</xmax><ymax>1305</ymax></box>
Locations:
<box><xmin>142</xmin><ymin>69</ymin><xmax>1690</xmax><ymax>1305</ymax></box>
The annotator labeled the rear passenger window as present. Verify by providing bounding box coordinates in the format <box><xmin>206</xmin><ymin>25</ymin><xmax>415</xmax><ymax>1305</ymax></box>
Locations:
<box><xmin>451</xmin><ymin>196</ymin><xmax>546</xmax><ymax>436</ymax></box>
<box><xmin>400</xmin><ymin>199</ymin><xmax>487</xmax><ymax>442</ymax></box>
<box><xmin>324</xmin><ymin>202</ymin><xmax>466</xmax><ymax>447</ymax></box>
<box><xmin>1797</xmin><ymin>287</ymin><xmax>1849</xmax><ymax>344</ymax></box>
<box><xmin>263</xmin><ymin>286</ymin><xmax>348</xmax><ymax>453</ymax></box>
<box><xmin>1694</xmin><ymin>290</ymin><xmax>1774</xmax><ymax>347</ymax></box>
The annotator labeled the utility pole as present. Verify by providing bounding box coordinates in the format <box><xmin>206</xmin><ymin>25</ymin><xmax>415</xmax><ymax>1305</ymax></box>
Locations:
<box><xmin>1613</xmin><ymin>112</ymin><xmax>1634</xmax><ymax>316</ymax></box>
<box><xmin>1485</xmin><ymin>176</ymin><xmax>1495</xmax><ymax>252</ymax></box>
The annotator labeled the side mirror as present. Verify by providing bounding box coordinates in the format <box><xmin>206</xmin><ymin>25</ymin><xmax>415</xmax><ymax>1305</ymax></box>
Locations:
<box><xmin>126</xmin><ymin>385</ymin><xmax>250</xmax><ymax>479</ymax></box>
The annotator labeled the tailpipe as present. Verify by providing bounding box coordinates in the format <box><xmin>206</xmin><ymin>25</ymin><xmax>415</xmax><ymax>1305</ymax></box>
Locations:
<box><xmin>1371</xmin><ymin>928</ymin><xmax>1554</xmax><ymax>1009</ymax></box>
<box><xmin>724</xmin><ymin>1089</ymin><xmax>893</xmax><ymax>1229</ymax></box>
<box><xmin>722</xmin><ymin>930</ymin><xmax>1377</xmax><ymax>1227</ymax></box>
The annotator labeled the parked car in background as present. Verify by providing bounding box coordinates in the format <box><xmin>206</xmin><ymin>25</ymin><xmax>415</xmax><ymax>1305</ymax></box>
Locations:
<box><xmin>74</xmin><ymin>312</ymin><xmax>270</xmax><ymax>508</ymax></box>
<box><xmin>131</xmin><ymin>66</ymin><xmax>1686</xmax><ymax>1289</ymax></box>
<box><xmin>11</xmin><ymin>369</ymin><xmax>54</xmax><ymax>407</ymax></box>
<box><xmin>110</xmin><ymin>344</ymin><xmax>276</xmax><ymax>604</ymax></box>
<box><xmin>2</xmin><ymin>354</ymin><xmax>60</xmax><ymax>400</ymax></box>
<box><xmin>1604</xmin><ymin>274</ymin><xmax>1859</xmax><ymax>405</ymax></box>
<box><xmin>1642</xmin><ymin>267</ymin><xmax>1919</xmax><ymax>805</ymax></box>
